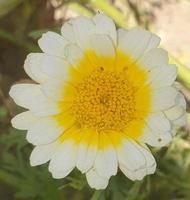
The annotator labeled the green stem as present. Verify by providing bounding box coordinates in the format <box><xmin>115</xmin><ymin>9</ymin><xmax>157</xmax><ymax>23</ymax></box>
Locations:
<box><xmin>90</xmin><ymin>190</ymin><xmax>104</xmax><ymax>200</ymax></box>
<box><xmin>0</xmin><ymin>169</ymin><xmax>22</xmax><ymax>188</ymax></box>
<box><xmin>169</xmin><ymin>55</ymin><xmax>190</xmax><ymax>89</ymax></box>
<box><xmin>68</xmin><ymin>2</ymin><xmax>93</xmax><ymax>17</ymax></box>
<box><xmin>0</xmin><ymin>29</ymin><xmax>38</xmax><ymax>52</ymax></box>
<box><xmin>88</xmin><ymin>0</ymin><xmax>129</xmax><ymax>28</ymax></box>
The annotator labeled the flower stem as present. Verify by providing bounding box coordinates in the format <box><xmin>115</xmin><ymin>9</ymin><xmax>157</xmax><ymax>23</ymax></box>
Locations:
<box><xmin>89</xmin><ymin>0</ymin><xmax>129</xmax><ymax>28</ymax></box>
<box><xmin>169</xmin><ymin>55</ymin><xmax>190</xmax><ymax>89</ymax></box>
<box><xmin>187</xmin><ymin>113</ymin><xmax>190</xmax><ymax>134</ymax></box>
<box><xmin>68</xmin><ymin>2</ymin><xmax>93</xmax><ymax>17</ymax></box>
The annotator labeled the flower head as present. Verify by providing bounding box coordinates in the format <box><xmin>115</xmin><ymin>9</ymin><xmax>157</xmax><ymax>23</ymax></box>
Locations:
<box><xmin>10</xmin><ymin>14</ymin><xmax>186</xmax><ymax>190</ymax></box>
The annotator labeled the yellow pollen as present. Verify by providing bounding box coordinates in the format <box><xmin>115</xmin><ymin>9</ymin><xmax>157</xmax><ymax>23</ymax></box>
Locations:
<box><xmin>56</xmin><ymin>49</ymin><xmax>151</xmax><ymax>145</ymax></box>
<box><xmin>71</xmin><ymin>68</ymin><xmax>137</xmax><ymax>132</ymax></box>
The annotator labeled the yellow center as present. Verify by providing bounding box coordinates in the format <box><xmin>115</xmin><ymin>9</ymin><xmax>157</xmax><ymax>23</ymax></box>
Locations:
<box><xmin>71</xmin><ymin>68</ymin><xmax>136</xmax><ymax>132</ymax></box>
<box><xmin>56</xmin><ymin>49</ymin><xmax>151</xmax><ymax>145</ymax></box>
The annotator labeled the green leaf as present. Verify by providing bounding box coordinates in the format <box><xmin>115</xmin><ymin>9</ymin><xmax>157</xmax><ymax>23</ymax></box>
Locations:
<box><xmin>28</xmin><ymin>29</ymin><xmax>50</xmax><ymax>39</ymax></box>
<box><xmin>90</xmin><ymin>190</ymin><xmax>104</xmax><ymax>200</ymax></box>
<box><xmin>126</xmin><ymin>181</ymin><xmax>144</xmax><ymax>200</ymax></box>
<box><xmin>0</xmin><ymin>106</ymin><xmax>7</xmax><ymax>119</ymax></box>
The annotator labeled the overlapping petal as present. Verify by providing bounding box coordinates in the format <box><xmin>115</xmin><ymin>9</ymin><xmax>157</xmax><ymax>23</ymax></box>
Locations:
<box><xmin>117</xmin><ymin>139</ymin><xmax>156</xmax><ymax>180</ymax></box>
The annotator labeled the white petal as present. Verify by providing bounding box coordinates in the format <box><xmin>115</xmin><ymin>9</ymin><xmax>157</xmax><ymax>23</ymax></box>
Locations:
<box><xmin>72</xmin><ymin>16</ymin><xmax>96</xmax><ymax>49</ymax></box>
<box><xmin>165</xmin><ymin>92</ymin><xmax>186</xmax><ymax>122</ymax></box>
<box><xmin>64</xmin><ymin>43</ymin><xmax>84</xmax><ymax>66</ymax></box>
<box><xmin>147</xmin><ymin>64</ymin><xmax>177</xmax><ymax>88</ymax></box>
<box><xmin>146</xmin><ymin>112</ymin><xmax>171</xmax><ymax>132</ymax></box>
<box><xmin>151</xmin><ymin>87</ymin><xmax>178</xmax><ymax>111</ymax></box>
<box><xmin>119</xmin><ymin>164</ymin><xmax>147</xmax><ymax>181</ymax></box>
<box><xmin>134</xmin><ymin>144</ymin><xmax>156</xmax><ymax>175</ymax></box>
<box><xmin>26</xmin><ymin>118</ymin><xmax>63</xmax><ymax>145</ymax></box>
<box><xmin>168</xmin><ymin>93</ymin><xmax>187</xmax><ymax>128</ymax></box>
<box><xmin>64</xmin><ymin>16</ymin><xmax>95</xmax><ymax>49</ymax></box>
<box><xmin>95</xmin><ymin>146</ymin><xmax>118</xmax><ymax>178</ymax></box>
<box><xmin>86</xmin><ymin>168</ymin><xmax>109</xmax><ymax>190</ymax></box>
<box><xmin>165</xmin><ymin>106</ymin><xmax>184</xmax><ymax>121</ymax></box>
<box><xmin>61</xmin><ymin>19</ymin><xmax>76</xmax><ymax>42</ymax></box>
<box><xmin>118</xmin><ymin>27</ymin><xmax>160</xmax><ymax>61</ymax></box>
<box><xmin>117</xmin><ymin>140</ymin><xmax>146</xmax><ymax>171</ymax></box>
<box><xmin>172</xmin><ymin>113</ymin><xmax>187</xmax><ymax>128</ymax></box>
<box><xmin>38</xmin><ymin>32</ymin><xmax>68</xmax><ymax>57</ymax></box>
<box><xmin>9</xmin><ymin>84</ymin><xmax>39</xmax><ymax>108</ymax></box>
<box><xmin>93</xmin><ymin>13</ymin><xmax>117</xmax><ymax>45</ymax></box>
<box><xmin>141</xmin><ymin>125</ymin><xmax>172</xmax><ymax>147</ymax></box>
<box><xmin>90</xmin><ymin>34</ymin><xmax>115</xmax><ymax>57</ymax></box>
<box><xmin>171</xmin><ymin>94</ymin><xmax>187</xmax><ymax>127</ymax></box>
<box><xmin>117</xmin><ymin>28</ymin><xmax>127</xmax><ymax>42</ymax></box>
<box><xmin>30</xmin><ymin>142</ymin><xmax>58</xmax><ymax>166</ymax></box>
<box><xmin>175</xmin><ymin>93</ymin><xmax>186</xmax><ymax>109</ymax></box>
<box><xmin>24</xmin><ymin>53</ymin><xmax>48</xmax><ymax>83</ymax></box>
<box><xmin>117</xmin><ymin>139</ymin><xmax>156</xmax><ymax>180</ymax></box>
<box><xmin>41</xmin><ymin>79</ymin><xmax>65</xmax><ymax>101</ymax></box>
<box><xmin>11</xmin><ymin>111</ymin><xmax>39</xmax><ymax>130</ymax></box>
<box><xmin>49</xmin><ymin>140</ymin><xmax>77</xmax><ymax>179</ymax></box>
<box><xmin>76</xmin><ymin>143</ymin><xmax>97</xmax><ymax>173</ymax></box>
<box><xmin>9</xmin><ymin>84</ymin><xmax>60</xmax><ymax>116</ymax></box>
<box><xmin>138</xmin><ymin>48</ymin><xmax>168</xmax><ymax>71</ymax></box>
<box><xmin>25</xmin><ymin>53</ymin><xmax>68</xmax><ymax>79</ymax></box>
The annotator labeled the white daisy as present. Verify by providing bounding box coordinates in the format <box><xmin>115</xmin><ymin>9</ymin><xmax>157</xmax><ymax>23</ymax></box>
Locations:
<box><xmin>9</xmin><ymin>14</ymin><xmax>186</xmax><ymax>190</ymax></box>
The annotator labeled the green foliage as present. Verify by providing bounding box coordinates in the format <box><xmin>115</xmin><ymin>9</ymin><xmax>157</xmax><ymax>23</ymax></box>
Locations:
<box><xmin>0</xmin><ymin>126</ymin><xmax>90</xmax><ymax>199</ymax></box>
<box><xmin>28</xmin><ymin>29</ymin><xmax>50</xmax><ymax>40</ymax></box>
<box><xmin>28</xmin><ymin>28</ymin><xmax>60</xmax><ymax>40</ymax></box>
<box><xmin>0</xmin><ymin>106</ymin><xmax>7</xmax><ymax>120</ymax></box>
<box><xmin>0</xmin><ymin>129</ymin><xmax>60</xmax><ymax>199</ymax></box>
<box><xmin>0</xmin><ymin>0</ymin><xmax>22</xmax><ymax>17</ymax></box>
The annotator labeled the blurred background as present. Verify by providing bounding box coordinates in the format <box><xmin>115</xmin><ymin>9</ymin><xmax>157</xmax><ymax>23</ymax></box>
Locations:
<box><xmin>0</xmin><ymin>0</ymin><xmax>190</xmax><ymax>199</ymax></box>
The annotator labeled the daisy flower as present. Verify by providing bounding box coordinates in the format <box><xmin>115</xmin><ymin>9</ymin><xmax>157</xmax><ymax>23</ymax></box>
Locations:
<box><xmin>9</xmin><ymin>14</ymin><xmax>186</xmax><ymax>190</ymax></box>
